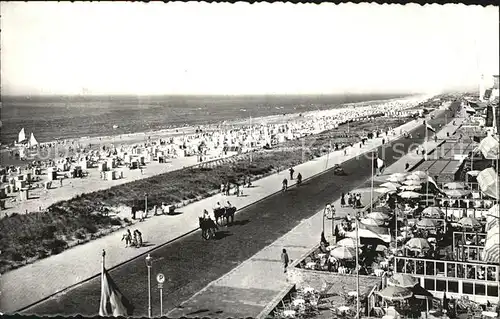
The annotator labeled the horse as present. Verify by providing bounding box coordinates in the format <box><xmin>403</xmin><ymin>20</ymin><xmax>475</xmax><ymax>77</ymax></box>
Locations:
<box><xmin>199</xmin><ymin>217</ymin><xmax>218</xmax><ymax>240</ymax></box>
<box><xmin>213</xmin><ymin>207</ymin><xmax>237</xmax><ymax>226</ymax></box>
<box><xmin>213</xmin><ymin>207</ymin><xmax>226</xmax><ymax>226</ymax></box>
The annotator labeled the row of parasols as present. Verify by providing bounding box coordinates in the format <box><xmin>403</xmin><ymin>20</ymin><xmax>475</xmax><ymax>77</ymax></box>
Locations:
<box><xmin>378</xmin><ymin>273</ymin><xmax>432</xmax><ymax>301</ymax></box>
<box><xmin>377</xmin><ymin>171</ymin><xmax>473</xmax><ymax>199</ymax></box>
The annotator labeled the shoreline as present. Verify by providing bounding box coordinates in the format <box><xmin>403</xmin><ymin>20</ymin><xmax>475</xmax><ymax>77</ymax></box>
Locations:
<box><xmin>1</xmin><ymin>95</ymin><xmax>430</xmax><ymax>153</ymax></box>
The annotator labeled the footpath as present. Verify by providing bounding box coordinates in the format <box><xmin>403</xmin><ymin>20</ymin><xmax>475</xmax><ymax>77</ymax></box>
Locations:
<box><xmin>166</xmin><ymin>115</ymin><xmax>464</xmax><ymax>318</ymax></box>
<box><xmin>2</xmin><ymin>110</ymin><xmax>444</xmax><ymax>314</ymax></box>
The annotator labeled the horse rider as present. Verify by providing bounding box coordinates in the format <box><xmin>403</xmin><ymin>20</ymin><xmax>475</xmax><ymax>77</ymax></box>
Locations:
<box><xmin>202</xmin><ymin>209</ymin><xmax>211</xmax><ymax>220</ymax></box>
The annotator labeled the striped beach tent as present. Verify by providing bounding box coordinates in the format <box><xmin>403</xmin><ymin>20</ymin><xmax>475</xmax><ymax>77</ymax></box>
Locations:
<box><xmin>486</xmin><ymin>204</ymin><xmax>499</xmax><ymax>231</ymax></box>
<box><xmin>482</xmin><ymin>234</ymin><xmax>499</xmax><ymax>264</ymax></box>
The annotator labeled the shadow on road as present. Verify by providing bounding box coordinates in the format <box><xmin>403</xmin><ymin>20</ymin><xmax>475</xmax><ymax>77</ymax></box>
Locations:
<box><xmin>214</xmin><ymin>231</ymin><xmax>233</xmax><ymax>240</ymax></box>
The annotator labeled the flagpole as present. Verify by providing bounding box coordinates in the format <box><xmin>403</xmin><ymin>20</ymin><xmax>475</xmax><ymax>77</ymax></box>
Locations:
<box><xmin>355</xmin><ymin>216</ymin><xmax>360</xmax><ymax>319</ymax></box>
<box><xmin>370</xmin><ymin>152</ymin><xmax>374</xmax><ymax>212</ymax></box>
<box><xmin>102</xmin><ymin>249</ymin><xmax>105</xmax><ymax>274</ymax></box>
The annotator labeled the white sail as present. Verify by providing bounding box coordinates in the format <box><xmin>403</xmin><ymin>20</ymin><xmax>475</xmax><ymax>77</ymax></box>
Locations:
<box><xmin>29</xmin><ymin>133</ymin><xmax>39</xmax><ymax>147</ymax></box>
<box><xmin>18</xmin><ymin>128</ymin><xmax>26</xmax><ymax>143</ymax></box>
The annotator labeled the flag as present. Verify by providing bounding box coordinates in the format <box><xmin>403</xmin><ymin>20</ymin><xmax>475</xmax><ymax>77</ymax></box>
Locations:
<box><xmin>425</xmin><ymin>121</ymin><xmax>436</xmax><ymax>133</ymax></box>
<box><xmin>99</xmin><ymin>268</ymin><xmax>134</xmax><ymax>317</ymax></box>
<box><xmin>373</xmin><ymin>156</ymin><xmax>385</xmax><ymax>175</ymax></box>
<box><xmin>426</xmin><ymin>175</ymin><xmax>444</xmax><ymax>194</ymax></box>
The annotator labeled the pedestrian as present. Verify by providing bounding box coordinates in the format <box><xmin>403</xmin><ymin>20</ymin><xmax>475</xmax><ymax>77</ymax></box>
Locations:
<box><xmin>281</xmin><ymin>248</ymin><xmax>290</xmax><ymax>273</ymax></box>
<box><xmin>131</xmin><ymin>206</ymin><xmax>136</xmax><ymax>220</ymax></box>
<box><xmin>121</xmin><ymin>229</ymin><xmax>132</xmax><ymax>247</ymax></box>
<box><xmin>135</xmin><ymin>229</ymin><xmax>143</xmax><ymax>247</ymax></box>
<box><xmin>225</xmin><ymin>182</ymin><xmax>231</xmax><ymax>196</ymax></box>
<box><xmin>340</xmin><ymin>192</ymin><xmax>346</xmax><ymax>207</ymax></box>
<box><xmin>140</xmin><ymin>167</ymin><xmax>143</xmax><ymax>175</ymax></box>
<box><xmin>236</xmin><ymin>183</ymin><xmax>240</xmax><ymax>197</ymax></box>
<box><xmin>289</xmin><ymin>167</ymin><xmax>295</xmax><ymax>180</ymax></box>
<box><xmin>220</xmin><ymin>183</ymin><xmax>225</xmax><ymax>194</ymax></box>
<box><xmin>60</xmin><ymin>178</ymin><xmax>63</xmax><ymax>187</ymax></box>
<box><xmin>282</xmin><ymin>178</ymin><xmax>288</xmax><ymax>192</ymax></box>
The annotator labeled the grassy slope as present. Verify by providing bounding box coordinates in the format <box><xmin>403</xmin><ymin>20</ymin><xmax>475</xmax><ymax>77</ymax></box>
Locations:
<box><xmin>0</xmin><ymin>116</ymin><xmax>412</xmax><ymax>273</ymax></box>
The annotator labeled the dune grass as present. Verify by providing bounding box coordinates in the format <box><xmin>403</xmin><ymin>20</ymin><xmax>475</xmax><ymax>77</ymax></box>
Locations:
<box><xmin>0</xmin><ymin>116</ymin><xmax>411</xmax><ymax>273</ymax></box>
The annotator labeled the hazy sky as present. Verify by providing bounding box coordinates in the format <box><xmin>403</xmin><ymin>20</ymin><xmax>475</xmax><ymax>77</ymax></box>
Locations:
<box><xmin>1</xmin><ymin>2</ymin><xmax>498</xmax><ymax>96</ymax></box>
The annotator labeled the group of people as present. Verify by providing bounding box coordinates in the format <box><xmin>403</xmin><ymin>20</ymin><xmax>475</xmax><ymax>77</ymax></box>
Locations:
<box><xmin>121</xmin><ymin>229</ymin><xmax>143</xmax><ymax>248</ymax></box>
<box><xmin>281</xmin><ymin>167</ymin><xmax>303</xmax><ymax>192</ymax></box>
<box><xmin>220</xmin><ymin>177</ymin><xmax>252</xmax><ymax>197</ymax></box>
<box><xmin>340</xmin><ymin>192</ymin><xmax>363</xmax><ymax>208</ymax></box>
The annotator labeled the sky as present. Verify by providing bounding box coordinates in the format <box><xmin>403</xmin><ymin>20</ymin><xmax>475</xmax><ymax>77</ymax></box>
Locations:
<box><xmin>1</xmin><ymin>2</ymin><xmax>499</xmax><ymax>96</ymax></box>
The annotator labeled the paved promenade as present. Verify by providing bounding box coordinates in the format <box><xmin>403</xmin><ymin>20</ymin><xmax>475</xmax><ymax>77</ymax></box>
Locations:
<box><xmin>166</xmin><ymin>115</ymin><xmax>463</xmax><ymax>318</ymax></box>
<box><xmin>1</xmin><ymin>109</ymin><xmax>448</xmax><ymax>314</ymax></box>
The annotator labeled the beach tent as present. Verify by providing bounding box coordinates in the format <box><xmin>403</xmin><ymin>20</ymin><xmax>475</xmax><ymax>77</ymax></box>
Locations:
<box><xmin>477</xmin><ymin>167</ymin><xmax>499</xmax><ymax>200</ymax></box>
<box><xmin>477</xmin><ymin>135</ymin><xmax>499</xmax><ymax>159</ymax></box>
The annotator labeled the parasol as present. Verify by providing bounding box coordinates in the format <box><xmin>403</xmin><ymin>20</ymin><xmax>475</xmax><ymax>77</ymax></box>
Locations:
<box><xmin>477</xmin><ymin>168</ymin><xmax>498</xmax><ymax>200</ymax></box>
<box><xmin>405</xmin><ymin>237</ymin><xmax>431</xmax><ymax>252</ymax></box>
<box><xmin>380</xmin><ymin>182</ymin><xmax>401</xmax><ymax>190</ymax></box>
<box><xmin>406</xmin><ymin>174</ymin><xmax>423</xmax><ymax>181</ymax></box>
<box><xmin>445</xmin><ymin>189</ymin><xmax>471</xmax><ymax>198</ymax></box>
<box><xmin>330</xmin><ymin>246</ymin><xmax>357</xmax><ymax>260</ymax></box>
<box><xmin>444</xmin><ymin>182</ymin><xmax>467</xmax><ymax>190</ymax></box>
<box><xmin>387</xmin><ymin>176</ymin><xmax>406</xmax><ymax>183</ymax></box>
<box><xmin>486</xmin><ymin>204</ymin><xmax>499</xmax><ymax>231</ymax></box>
<box><xmin>416</xmin><ymin>219</ymin><xmax>436</xmax><ymax>230</ymax></box>
<box><xmin>375</xmin><ymin>187</ymin><xmax>397</xmax><ymax>194</ymax></box>
<box><xmin>387</xmin><ymin>273</ymin><xmax>419</xmax><ymax>288</ymax></box>
<box><xmin>361</xmin><ymin>218</ymin><xmax>384</xmax><ymax>226</ymax></box>
<box><xmin>377</xmin><ymin>286</ymin><xmax>413</xmax><ymax>301</ymax></box>
<box><xmin>410</xmin><ymin>171</ymin><xmax>428</xmax><ymax>179</ymax></box>
<box><xmin>421</xmin><ymin>207</ymin><xmax>443</xmax><ymax>218</ymax></box>
<box><xmin>399</xmin><ymin>191</ymin><xmax>422</xmax><ymax>199</ymax></box>
<box><xmin>366</xmin><ymin>211</ymin><xmax>390</xmax><ymax>221</ymax></box>
<box><xmin>457</xmin><ymin>217</ymin><xmax>481</xmax><ymax>229</ymax></box>
<box><xmin>400</xmin><ymin>185</ymin><xmax>422</xmax><ymax>191</ymax></box>
<box><xmin>402</xmin><ymin>180</ymin><xmax>422</xmax><ymax>186</ymax></box>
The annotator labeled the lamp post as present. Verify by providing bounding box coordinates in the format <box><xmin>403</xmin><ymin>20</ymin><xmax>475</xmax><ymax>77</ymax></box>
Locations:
<box><xmin>145</xmin><ymin>254</ymin><xmax>152</xmax><ymax>318</ymax></box>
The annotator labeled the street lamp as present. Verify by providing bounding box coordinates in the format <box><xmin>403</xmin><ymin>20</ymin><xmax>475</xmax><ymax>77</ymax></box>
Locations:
<box><xmin>355</xmin><ymin>211</ymin><xmax>361</xmax><ymax>319</ymax></box>
<box><xmin>144</xmin><ymin>193</ymin><xmax>148</xmax><ymax>215</ymax></box>
<box><xmin>145</xmin><ymin>254</ymin><xmax>152</xmax><ymax>318</ymax></box>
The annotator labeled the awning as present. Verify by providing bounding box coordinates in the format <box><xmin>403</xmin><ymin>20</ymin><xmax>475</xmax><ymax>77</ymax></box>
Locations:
<box><xmin>477</xmin><ymin>167</ymin><xmax>499</xmax><ymax>200</ymax></box>
<box><xmin>478</xmin><ymin>135</ymin><xmax>499</xmax><ymax>159</ymax></box>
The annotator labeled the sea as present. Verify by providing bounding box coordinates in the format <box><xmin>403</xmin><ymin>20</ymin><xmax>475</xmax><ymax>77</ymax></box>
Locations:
<box><xmin>0</xmin><ymin>94</ymin><xmax>408</xmax><ymax>145</ymax></box>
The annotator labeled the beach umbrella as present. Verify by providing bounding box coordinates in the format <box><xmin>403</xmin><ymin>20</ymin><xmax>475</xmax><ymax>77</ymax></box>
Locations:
<box><xmin>416</xmin><ymin>219</ymin><xmax>436</xmax><ymax>230</ymax></box>
<box><xmin>336</xmin><ymin>238</ymin><xmax>363</xmax><ymax>248</ymax></box>
<box><xmin>330</xmin><ymin>246</ymin><xmax>357</xmax><ymax>260</ymax></box>
<box><xmin>402</xmin><ymin>180</ymin><xmax>422</xmax><ymax>186</ymax></box>
<box><xmin>421</xmin><ymin>207</ymin><xmax>443</xmax><ymax>218</ymax></box>
<box><xmin>445</xmin><ymin>189</ymin><xmax>471</xmax><ymax>198</ymax></box>
<box><xmin>387</xmin><ymin>176</ymin><xmax>406</xmax><ymax>183</ymax></box>
<box><xmin>444</xmin><ymin>182</ymin><xmax>467</xmax><ymax>190</ymax></box>
<box><xmin>406</xmin><ymin>174</ymin><xmax>422</xmax><ymax>181</ymax></box>
<box><xmin>399</xmin><ymin>191</ymin><xmax>421</xmax><ymax>199</ymax></box>
<box><xmin>400</xmin><ymin>185</ymin><xmax>422</xmax><ymax>191</ymax></box>
<box><xmin>377</xmin><ymin>286</ymin><xmax>413</xmax><ymax>301</ymax></box>
<box><xmin>458</xmin><ymin>217</ymin><xmax>481</xmax><ymax>229</ymax></box>
<box><xmin>410</xmin><ymin>171</ymin><xmax>428</xmax><ymax>179</ymax></box>
<box><xmin>388</xmin><ymin>273</ymin><xmax>419</xmax><ymax>288</ymax></box>
<box><xmin>390</xmin><ymin>173</ymin><xmax>408</xmax><ymax>179</ymax></box>
<box><xmin>366</xmin><ymin>211</ymin><xmax>390</xmax><ymax>221</ymax></box>
<box><xmin>380</xmin><ymin>182</ymin><xmax>400</xmax><ymax>190</ymax></box>
<box><xmin>375</xmin><ymin>187</ymin><xmax>397</xmax><ymax>194</ymax></box>
<box><xmin>405</xmin><ymin>238</ymin><xmax>431</xmax><ymax>252</ymax></box>
<box><xmin>361</xmin><ymin>217</ymin><xmax>384</xmax><ymax>226</ymax></box>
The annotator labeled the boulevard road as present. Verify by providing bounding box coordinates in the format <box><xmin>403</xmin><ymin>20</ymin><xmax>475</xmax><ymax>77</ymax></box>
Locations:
<box><xmin>25</xmin><ymin>103</ymin><xmax>458</xmax><ymax>317</ymax></box>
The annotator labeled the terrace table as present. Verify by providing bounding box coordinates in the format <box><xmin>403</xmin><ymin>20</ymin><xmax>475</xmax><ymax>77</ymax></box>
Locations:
<box><xmin>375</xmin><ymin>269</ymin><xmax>385</xmax><ymax>276</ymax></box>
<box><xmin>482</xmin><ymin>311</ymin><xmax>498</xmax><ymax>318</ymax></box>
<box><xmin>305</xmin><ymin>262</ymin><xmax>316</xmax><ymax>269</ymax></box>
<box><xmin>292</xmin><ymin>299</ymin><xmax>305</xmax><ymax>307</ymax></box>
<box><xmin>380</xmin><ymin>260</ymin><xmax>389</xmax><ymax>269</ymax></box>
